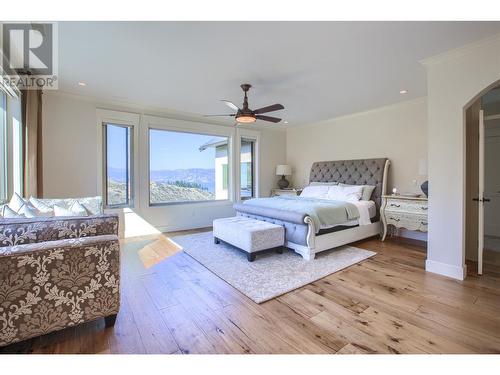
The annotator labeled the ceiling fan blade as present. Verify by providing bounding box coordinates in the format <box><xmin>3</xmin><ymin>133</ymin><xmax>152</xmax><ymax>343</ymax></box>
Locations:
<box><xmin>253</xmin><ymin>103</ymin><xmax>284</xmax><ymax>114</ymax></box>
<box><xmin>221</xmin><ymin>100</ymin><xmax>240</xmax><ymax>111</ymax></box>
<box><xmin>256</xmin><ymin>115</ymin><xmax>282</xmax><ymax>123</ymax></box>
<box><xmin>203</xmin><ymin>114</ymin><xmax>236</xmax><ymax>117</ymax></box>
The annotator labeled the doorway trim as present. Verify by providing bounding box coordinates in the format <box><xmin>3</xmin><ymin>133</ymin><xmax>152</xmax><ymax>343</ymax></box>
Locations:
<box><xmin>463</xmin><ymin>79</ymin><xmax>500</xmax><ymax>278</ymax></box>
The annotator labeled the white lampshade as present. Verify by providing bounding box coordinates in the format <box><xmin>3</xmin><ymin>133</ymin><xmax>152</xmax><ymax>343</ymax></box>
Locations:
<box><xmin>419</xmin><ymin>158</ymin><xmax>428</xmax><ymax>176</ymax></box>
<box><xmin>276</xmin><ymin>164</ymin><xmax>292</xmax><ymax>176</ymax></box>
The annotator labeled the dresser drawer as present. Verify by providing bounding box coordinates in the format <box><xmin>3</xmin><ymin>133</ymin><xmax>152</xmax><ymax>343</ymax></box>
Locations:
<box><xmin>386</xmin><ymin>199</ymin><xmax>428</xmax><ymax>214</ymax></box>
<box><xmin>386</xmin><ymin>211</ymin><xmax>427</xmax><ymax>232</ymax></box>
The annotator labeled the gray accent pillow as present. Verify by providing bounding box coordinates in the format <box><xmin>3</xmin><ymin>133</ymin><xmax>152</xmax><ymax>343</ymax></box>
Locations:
<box><xmin>339</xmin><ymin>183</ymin><xmax>376</xmax><ymax>201</ymax></box>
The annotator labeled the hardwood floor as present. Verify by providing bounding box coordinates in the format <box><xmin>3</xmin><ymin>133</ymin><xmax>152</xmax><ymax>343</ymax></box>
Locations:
<box><xmin>2</xmin><ymin>230</ymin><xmax>500</xmax><ymax>354</ymax></box>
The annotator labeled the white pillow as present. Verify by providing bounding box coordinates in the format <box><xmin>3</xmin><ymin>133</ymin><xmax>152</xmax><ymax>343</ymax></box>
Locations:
<box><xmin>300</xmin><ymin>185</ymin><xmax>329</xmax><ymax>199</ymax></box>
<box><xmin>2</xmin><ymin>205</ymin><xmax>24</xmax><ymax>218</ymax></box>
<box><xmin>339</xmin><ymin>183</ymin><xmax>376</xmax><ymax>201</ymax></box>
<box><xmin>18</xmin><ymin>204</ymin><xmax>38</xmax><ymax>218</ymax></box>
<box><xmin>69</xmin><ymin>201</ymin><xmax>88</xmax><ymax>216</ymax></box>
<box><xmin>29</xmin><ymin>196</ymin><xmax>54</xmax><ymax>216</ymax></box>
<box><xmin>54</xmin><ymin>202</ymin><xmax>88</xmax><ymax>217</ymax></box>
<box><xmin>326</xmin><ymin>185</ymin><xmax>363</xmax><ymax>202</ymax></box>
<box><xmin>9</xmin><ymin>192</ymin><xmax>27</xmax><ymax>213</ymax></box>
<box><xmin>309</xmin><ymin>181</ymin><xmax>338</xmax><ymax>186</ymax></box>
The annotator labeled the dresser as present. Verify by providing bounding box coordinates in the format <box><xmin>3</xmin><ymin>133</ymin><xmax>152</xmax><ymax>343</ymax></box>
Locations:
<box><xmin>380</xmin><ymin>195</ymin><xmax>428</xmax><ymax>241</ymax></box>
<box><xmin>271</xmin><ymin>188</ymin><xmax>302</xmax><ymax>197</ymax></box>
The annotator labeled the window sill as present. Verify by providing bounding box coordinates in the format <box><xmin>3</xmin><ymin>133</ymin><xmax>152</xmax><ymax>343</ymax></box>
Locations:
<box><xmin>148</xmin><ymin>199</ymin><xmax>233</xmax><ymax>208</ymax></box>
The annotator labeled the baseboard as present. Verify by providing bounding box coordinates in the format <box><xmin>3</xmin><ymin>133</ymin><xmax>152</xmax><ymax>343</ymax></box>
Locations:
<box><xmin>425</xmin><ymin>259</ymin><xmax>467</xmax><ymax>280</ymax></box>
<box><xmin>156</xmin><ymin>222</ymin><xmax>213</xmax><ymax>234</ymax></box>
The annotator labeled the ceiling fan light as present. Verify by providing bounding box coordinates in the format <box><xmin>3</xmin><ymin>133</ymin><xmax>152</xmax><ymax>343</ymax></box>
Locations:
<box><xmin>236</xmin><ymin>115</ymin><xmax>256</xmax><ymax>123</ymax></box>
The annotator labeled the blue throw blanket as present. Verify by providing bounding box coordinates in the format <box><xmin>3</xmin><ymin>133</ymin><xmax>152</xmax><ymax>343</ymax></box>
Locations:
<box><xmin>243</xmin><ymin>196</ymin><xmax>359</xmax><ymax>231</ymax></box>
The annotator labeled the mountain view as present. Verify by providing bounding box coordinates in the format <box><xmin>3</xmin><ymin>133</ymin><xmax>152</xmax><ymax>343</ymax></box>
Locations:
<box><xmin>107</xmin><ymin>168</ymin><xmax>216</xmax><ymax>205</ymax></box>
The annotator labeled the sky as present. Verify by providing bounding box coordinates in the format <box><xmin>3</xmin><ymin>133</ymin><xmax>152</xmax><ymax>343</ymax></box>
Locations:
<box><xmin>106</xmin><ymin>125</ymin><xmax>226</xmax><ymax>171</ymax></box>
<box><xmin>106</xmin><ymin>124</ymin><xmax>128</xmax><ymax>171</ymax></box>
<box><xmin>149</xmin><ymin>129</ymin><xmax>225</xmax><ymax>170</ymax></box>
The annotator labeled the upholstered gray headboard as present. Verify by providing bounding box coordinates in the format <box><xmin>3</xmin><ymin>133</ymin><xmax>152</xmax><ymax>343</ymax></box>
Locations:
<box><xmin>309</xmin><ymin>158</ymin><xmax>390</xmax><ymax>218</ymax></box>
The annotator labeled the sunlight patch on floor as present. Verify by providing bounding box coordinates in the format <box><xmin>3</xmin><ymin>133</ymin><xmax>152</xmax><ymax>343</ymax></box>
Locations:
<box><xmin>137</xmin><ymin>235</ymin><xmax>184</xmax><ymax>268</ymax></box>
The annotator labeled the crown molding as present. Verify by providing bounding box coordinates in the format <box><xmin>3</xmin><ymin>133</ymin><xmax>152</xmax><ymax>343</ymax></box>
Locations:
<box><xmin>420</xmin><ymin>32</ymin><xmax>500</xmax><ymax>68</ymax></box>
<box><xmin>44</xmin><ymin>89</ymin><xmax>286</xmax><ymax>132</ymax></box>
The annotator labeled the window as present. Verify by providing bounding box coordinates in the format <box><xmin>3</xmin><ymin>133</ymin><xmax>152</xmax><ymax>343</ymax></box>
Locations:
<box><xmin>10</xmin><ymin>96</ymin><xmax>23</xmax><ymax>196</ymax></box>
<box><xmin>149</xmin><ymin>128</ymin><xmax>229</xmax><ymax>204</ymax></box>
<box><xmin>240</xmin><ymin>138</ymin><xmax>255</xmax><ymax>199</ymax></box>
<box><xmin>0</xmin><ymin>92</ymin><xmax>6</xmax><ymax>202</ymax></box>
<box><xmin>103</xmin><ymin>123</ymin><xmax>133</xmax><ymax>207</ymax></box>
<box><xmin>0</xmin><ymin>89</ymin><xmax>23</xmax><ymax>202</ymax></box>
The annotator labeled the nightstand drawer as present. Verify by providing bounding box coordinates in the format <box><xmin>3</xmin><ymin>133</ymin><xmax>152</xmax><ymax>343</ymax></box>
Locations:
<box><xmin>386</xmin><ymin>211</ymin><xmax>427</xmax><ymax>232</ymax></box>
<box><xmin>386</xmin><ymin>199</ymin><xmax>428</xmax><ymax>214</ymax></box>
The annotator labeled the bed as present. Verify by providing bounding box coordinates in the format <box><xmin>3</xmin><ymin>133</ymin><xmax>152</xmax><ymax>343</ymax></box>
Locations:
<box><xmin>233</xmin><ymin>158</ymin><xmax>390</xmax><ymax>260</ymax></box>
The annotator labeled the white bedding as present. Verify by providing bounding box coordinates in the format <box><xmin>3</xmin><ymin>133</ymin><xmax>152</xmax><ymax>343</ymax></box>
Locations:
<box><xmin>319</xmin><ymin>200</ymin><xmax>376</xmax><ymax>229</ymax></box>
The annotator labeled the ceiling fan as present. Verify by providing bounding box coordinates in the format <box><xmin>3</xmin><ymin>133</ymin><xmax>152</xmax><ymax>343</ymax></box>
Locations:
<box><xmin>205</xmin><ymin>83</ymin><xmax>284</xmax><ymax>124</ymax></box>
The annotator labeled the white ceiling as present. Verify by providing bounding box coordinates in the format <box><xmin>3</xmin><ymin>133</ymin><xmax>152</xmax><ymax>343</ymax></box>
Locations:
<box><xmin>57</xmin><ymin>21</ymin><xmax>500</xmax><ymax>127</ymax></box>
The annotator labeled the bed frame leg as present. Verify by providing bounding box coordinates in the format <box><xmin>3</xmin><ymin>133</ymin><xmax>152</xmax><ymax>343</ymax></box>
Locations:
<box><xmin>303</xmin><ymin>252</ymin><xmax>315</xmax><ymax>261</ymax></box>
<box><xmin>214</xmin><ymin>237</ymin><xmax>220</xmax><ymax>244</ymax></box>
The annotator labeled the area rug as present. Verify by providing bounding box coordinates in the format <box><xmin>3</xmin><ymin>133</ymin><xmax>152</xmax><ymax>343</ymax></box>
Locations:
<box><xmin>172</xmin><ymin>231</ymin><xmax>376</xmax><ymax>304</ymax></box>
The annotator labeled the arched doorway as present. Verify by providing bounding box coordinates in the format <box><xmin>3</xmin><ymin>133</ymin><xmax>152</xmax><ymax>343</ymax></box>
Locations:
<box><xmin>464</xmin><ymin>79</ymin><xmax>500</xmax><ymax>277</ymax></box>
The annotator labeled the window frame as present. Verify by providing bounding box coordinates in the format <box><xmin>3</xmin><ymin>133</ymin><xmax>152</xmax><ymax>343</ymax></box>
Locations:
<box><xmin>102</xmin><ymin>122</ymin><xmax>135</xmax><ymax>209</ymax></box>
<box><xmin>147</xmin><ymin>126</ymin><xmax>232</xmax><ymax>207</ymax></box>
<box><xmin>235</xmin><ymin>128</ymin><xmax>260</xmax><ymax>201</ymax></box>
<box><xmin>96</xmin><ymin>112</ymin><xmax>259</xmax><ymax>216</ymax></box>
<box><xmin>9</xmin><ymin>96</ymin><xmax>23</xmax><ymax>196</ymax></box>
<box><xmin>240</xmin><ymin>137</ymin><xmax>256</xmax><ymax>200</ymax></box>
<box><xmin>96</xmin><ymin>109</ymin><xmax>140</xmax><ymax>210</ymax></box>
<box><xmin>0</xmin><ymin>91</ymin><xmax>7</xmax><ymax>202</ymax></box>
<box><xmin>141</xmin><ymin>115</ymin><xmax>235</xmax><ymax>209</ymax></box>
<box><xmin>0</xmin><ymin>89</ymin><xmax>23</xmax><ymax>203</ymax></box>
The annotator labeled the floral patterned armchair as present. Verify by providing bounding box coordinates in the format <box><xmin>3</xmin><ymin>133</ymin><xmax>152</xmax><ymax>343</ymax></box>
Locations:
<box><xmin>0</xmin><ymin>214</ymin><xmax>120</xmax><ymax>347</ymax></box>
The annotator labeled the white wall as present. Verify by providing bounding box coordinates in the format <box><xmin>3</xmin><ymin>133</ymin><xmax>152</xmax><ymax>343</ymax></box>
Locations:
<box><xmin>42</xmin><ymin>92</ymin><xmax>286</xmax><ymax>236</ymax></box>
<box><xmin>287</xmin><ymin>98</ymin><xmax>428</xmax><ymax>192</ymax></box>
<box><xmin>288</xmin><ymin>99</ymin><xmax>428</xmax><ymax>185</ymax></box>
<box><xmin>260</xmin><ymin>128</ymin><xmax>286</xmax><ymax>196</ymax></box>
<box><xmin>423</xmin><ymin>34</ymin><xmax>500</xmax><ymax>280</ymax></box>
<box><xmin>43</xmin><ymin>95</ymin><xmax>98</xmax><ymax>198</ymax></box>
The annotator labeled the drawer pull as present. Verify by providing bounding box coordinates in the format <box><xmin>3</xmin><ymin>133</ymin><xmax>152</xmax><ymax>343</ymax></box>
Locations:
<box><xmin>420</xmin><ymin>206</ymin><xmax>428</xmax><ymax>210</ymax></box>
<box><xmin>389</xmin><ymin>217</ymin><xmax>400</xmax><ymax>222</ymax></box>
<box><xmin>390</xmin><ymin>203</ymin><xmax>401</xmax><ymax>207</ymax></box>
<box><xmin>421</xmin><ymin>221</ymin><xmax>428</xmax><ymax>225</ymax></box>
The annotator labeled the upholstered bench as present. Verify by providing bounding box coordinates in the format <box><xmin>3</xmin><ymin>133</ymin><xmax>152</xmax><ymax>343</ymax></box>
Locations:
<box><xmin>213</xmin><ymin>217</ymin><xmax>285</xmax><ymax>261</ymax></box>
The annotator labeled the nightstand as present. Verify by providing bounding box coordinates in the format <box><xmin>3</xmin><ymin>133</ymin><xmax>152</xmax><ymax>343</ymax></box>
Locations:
<box><xmin>271</xmin><ymin>188</ymin><xmax>302</xmax><ymax>197</ymax></box>
<box><xmin>380</xmin><ymin>195</ymin><xmax>428</xmax><ymax>241</ymax></box>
